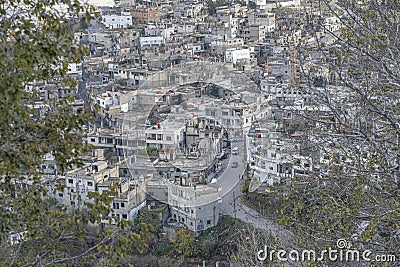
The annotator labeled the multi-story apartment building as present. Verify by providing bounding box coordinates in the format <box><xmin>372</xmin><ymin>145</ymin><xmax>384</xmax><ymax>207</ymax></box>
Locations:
<box><xmin>98</xmin><ymin>177</ymin><xmax>147</xmax><ymax>222</ymax></box>
<box><xmin>101</xmin><ymin>11</ymin><xmax>133</xmax><ymax>29</ymax></box>
<box><xmin>53</xmin><ymin>160</ymin><xmax>146</xmax><ymax>223</ymax></box>
<box><xmin>168</xmin><ymin>183</ymin><xmax>220</xmax><ymax>235</ymax></box>
<box><xmin>248</xmin><ymin>129</ymin><xmax>313</xmax><ymax>187</ymax></box>
<box><xmin>210</xmin><ymin>37</ymin><xmax>245</xmax><ymax>56</ymax></box>
<box><xmin>57</xmin><ymin>161</ymin><xmax>119</xmax><ymax>209</ymax></box>
<box><xmin>173</xmin><ymin>1</ymin><xmax>204</xmax><ymax>19</ymax></box>
<box><xmin>238</xmin><ymin>25</ymin><xmax>266</xmax><ymax>43</ymax></box>
<box><xmin>247</xmin><ymin>11</ymin><xmax>276</xmax><ymax>32</ymax></box>
<box><xmin>132</xmin><ymin>7</ymin><xmax>160</xmax><ymax>24</ymax></box>
<box><xmin>225</xmin><ymin>48</ymin><xmax>250</xmax><ymax>64</ymax></box>
<box><xmin>145</xmin><ymin>118</ymin><xmax>185</xmax><ymax>154</ymax></box>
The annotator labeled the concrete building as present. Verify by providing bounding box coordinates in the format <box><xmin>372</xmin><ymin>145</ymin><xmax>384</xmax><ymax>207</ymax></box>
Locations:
<box><xmin>238</xmin><ymin>25</ymin><xmax>267</xmax><ymax>43</ymax></box>
<box><xmin>168</xmin><ymin>183</ymin><xmax>220</xmax><ymax>235</ymax></box>
<box><xmin>248</xmin><ymin>11</ymin><xmax>275</xmax><ymax>30</ymax></box>
<box><xmin>225</xmin><ymin>48</ymin><xmax>250</xmax><ymax>64</ymax></box>
<box><xmin>102</xmin><ymin>11</ymin><xmax>133</xmax><ymax>29</ymax></box>
<box><xmin>132</xmin><ymin>8</ymin><xmax>160</xmax><ymax>24</ymax></box>
<box><xmin>173</xmin><ymin>1</ymin><xmax>203</xmax><ymax>19</ymax></box>
<box><xmin>248</xmin><ymin>128</ymin><xmax>313</xmax><ymax>188</ymax></box>
<box><xmin>139</xmin><ymin>36</ymin><xmax>165</xmax><ymax>48</ymax></box>
<box><xmin>99</xmin><ymin>178</ymin><xmax>147</xmax><ymax>222</ymax></box>
<box><xmin>58</xmin><ymin>161</ymin><xmax>119</xmax><ymax>209</ymax></box>
<box><xmin>53</xmin><ymin>160</ymin><xmax>147</xmax><ymax>223</ymax></box>
<box><xmin>145</xmin><ymin>118</ymin><xmax>185</xmax><ymax>155</ymax></box>
<box><xmin>210</xmin><ymin>37</ymin><xmax>244</xmax><ymax>56</ymax></box>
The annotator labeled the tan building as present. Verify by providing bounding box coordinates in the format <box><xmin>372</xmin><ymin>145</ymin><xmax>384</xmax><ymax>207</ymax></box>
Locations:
<box><xmin>132</xmin><ymin>8</ymin><xmax>160</xmax><ymax>24</ymax></box>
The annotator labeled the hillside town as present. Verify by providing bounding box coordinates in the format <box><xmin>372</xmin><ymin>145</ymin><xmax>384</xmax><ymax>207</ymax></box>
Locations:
<box><xmin>27</xmin><ymin>0</ymin><xmax>345</xmax><ymax>235</ymax></box>
<box><xmin>7</xmin><ymin>0</ymin><xmax>400</xmax><ymax>265</ymax></box>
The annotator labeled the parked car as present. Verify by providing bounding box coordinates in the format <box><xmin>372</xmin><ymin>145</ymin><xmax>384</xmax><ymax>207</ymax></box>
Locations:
<box><xmin>232</xmin><ymin>147</ymin><xmax>239</xmax><ymax>155</ymax></box>
<box><xmin>231</xmin><ymin>162</ymin><xmax>238</xmax><ymax>168</ymax></box>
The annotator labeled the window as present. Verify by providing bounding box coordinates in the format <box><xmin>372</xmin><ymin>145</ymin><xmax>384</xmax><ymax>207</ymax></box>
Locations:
<box><xmin>121</xmin><ymin>203</ymin><xmax>125</xmax><ymax>208</ymax></box>
<box><xmin>68</xmin><ymin>179</ymin><xmax>73</xmax><ymax>184</ymax></box>
<box><xmin>58</xmin><ymin>193</ymin><xmax>63</xmax><ymax>197</ymax></box>
<box><xmin>122</xmin><ymin>214</ymin><xmax>127</xmax><ymax>219</ymax></box>
<box><xmin>207</xmin><ymin>220</ymin><xmax>211</xmax><ymax>225</ymax></box>
<box><xmin>166</xmin><ymin>136</ymin><xmax>172</xmax><ymax>141</ymax></box>
<box><xmin>87</xmin><ymin>181</ymin><xmax>93</xmax><ymax>187</ymax></box>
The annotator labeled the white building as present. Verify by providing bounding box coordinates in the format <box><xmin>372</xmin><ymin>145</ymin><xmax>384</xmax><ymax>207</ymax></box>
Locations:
<box><xmin>101</xmin><ymin>12</ymin><xmax>133</xmax><ymax>29</ymax></box>
<box><xmin>323</xmin><ymin>16</ymin><xmax>342</xmax><ymax>32</ymax></box>
<box><xmin>53</xmin><ymin>160</ymin><xmax>146</xmax><ymax>223</ymax></box>
<box><xmin>94</xmin><ymin>92</ymin><xmax>120</xmax><ymax>109</ymax></box>
<box><xmin>225</xmin><ymin>48</ymin><xmax>250</xmax><ymax>64</ymax></box>
<box><xmin>168</xmin><ymin>183</ymin><xmax>220</xmax><ymax>235</ymax></box>
<box><xmin>57</xmin><ymin>161</ymin><xmax>119</xmax><ymax>208</ymax></box>
<box><xmin>67</xmin><ymin>63</ymin><xmax>83</xmax><ymax>77</ymax></box>
<box><xmin>175</xmin><ymin>24</ymin><xmax>196</xmax><ymax>34</ymax></box>
<box><xmin>145</xmin><ymin>119</ymin><xmax>185</xmax><ymax>155</ymax></box>
<box><xmin>139</xmin><ymin>36</ymin><xmax>165</xmax><ymax>47</ymax></box>
<box><xmin>249</xmin><ymin>131</ymin><xmax>313</xmax><ymax>187</ymax></box>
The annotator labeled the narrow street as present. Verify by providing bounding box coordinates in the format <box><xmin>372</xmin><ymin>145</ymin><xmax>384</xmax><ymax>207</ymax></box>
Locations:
<box><xmin>217</xmin><ymin>139</ymin><xmax>247</xmax><ymax>198</ymax></box>
<box><xmin>216</xmin><ymin>139</ymin><xmax>294</xmax><ymax>239</ymax></box>
<box><xmin>219</xmin><ymin>177</ymin><xmax>291</xmax><ymax>234</ymax></box>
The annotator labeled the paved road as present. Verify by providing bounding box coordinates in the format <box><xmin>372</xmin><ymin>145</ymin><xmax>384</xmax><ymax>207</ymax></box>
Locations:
<box><xmin>217</xmin><ymin>139</ymin><xmax>247</xmax><ymax>198</ymax></box>
<box><xmin>215</xmin><ymin>138</ymin><xmax>267</xmax><ymax>226</ymax></box>
<box><xmin>219</xmin><ymin>178</ymin><xmax>273</xmax><ymax>231</ymax></box>
<box><xmin>215</xmin><ymin>140</ymin><xmax>294</xmax><ymax>238</ymax></box>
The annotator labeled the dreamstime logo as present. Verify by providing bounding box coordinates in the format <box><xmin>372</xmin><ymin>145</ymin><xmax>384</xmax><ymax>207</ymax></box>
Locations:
<box><xmin>121</xmin><ymin>61</ymin><xmax>258</xmax><ymax>208</ymax></box>
<box><xmin>257</xmin><ymin>239</ymin><xmax>396</xmax><ymax>263</ymax></box>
